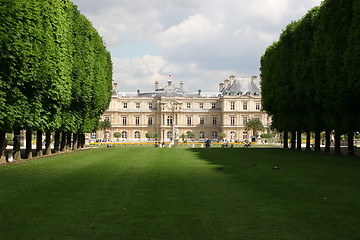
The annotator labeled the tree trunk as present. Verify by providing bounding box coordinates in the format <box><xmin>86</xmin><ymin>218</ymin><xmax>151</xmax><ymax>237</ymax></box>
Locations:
<box><xmin>347</xmin><ymin>131</ymin><xmax>354</xmax><ymax>156</ymax></box>
<box><xmin>73</xmin><ymin>133</ymin><xmax>78</xmax><ymax>151</ymax></box>
<box><xmin>306</xmin><ymin>131</ymin><xmax>311</xmax><ymax>151</ymax></box>
<box><xmin>77</xmin><ymin>134</ymin><xmax>82</xmax><ymax>149</ymax></box>
<box><xmin>283</xmin><ymin>132</ymin><xmax>289</xmax><ymax>149</ymax></box>
<box><xmin>325</xmin><ymin>130</ymin><xmax>331</xmax><ymax>153</ymax></box>
<box><xmin>60</xmin><ymin>131</ymin><xmax>67</xmax><ymax>152</ymax></box>
<box><xmin>290</xmin><ymin>131</ymin><xmax>296</xmax><ymax>150</ymax></box>
<box><xmin>0</xmin><ymin>130</ymin><xmax>7</xmax><ymax>163</ymax></box>
<box><xmin>296</xmin><ymin>130</ymin><xmax>302</xmax><ymax>150</ymax></box>
<box><xmin>45</xmin><ymin>131</ymin><xmax>51</xmax><ymax>155</ymax></box>
<box><xmin>66</xmin><ymin>132</ymin><xmax>72</xmax><ymax>151</ymax></box>
<box><xmin>26</xmin><ymin>130</ymin><xmax>33</xmax><ymax>159</ymax></box>
<box><xmin>54</xmin><ymin>131</ymin><xmax>61</xmax><ymax>153</ymax></box>
<box><xmin>13</xmin><ymin>129</ymin><xmax>21</xmax><ymax>160</ymax></box>
<box><xmin>81</xmin><ymin>134</ymin><xmax>86</xmax><ymax>148</ymax></box>
<box><xmin>314</xmin><ymin>130</ymin><xmax>321</xmax><ymax>152</ymax></box>
<box><xmin>334</xmin><ymin>133</ymin><xmax>341</xmax><ymax>154</ymax></box>
<box><xmin>36</xmin><ymin>130</ymin><xmax>43</xmax><ymax>157</ymax></box>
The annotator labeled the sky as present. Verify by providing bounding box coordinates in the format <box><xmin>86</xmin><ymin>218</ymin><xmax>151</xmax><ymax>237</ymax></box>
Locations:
<box><xmin>71</xmin><ymin>0</ymin><xmax>323</xmax><ymax>92</ymax></box>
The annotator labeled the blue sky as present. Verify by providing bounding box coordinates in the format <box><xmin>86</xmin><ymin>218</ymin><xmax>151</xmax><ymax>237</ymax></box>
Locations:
<box><xmin>72</xmin><ymin>0</ymin><xmax>323</xmax><ymax>92</ymax></box>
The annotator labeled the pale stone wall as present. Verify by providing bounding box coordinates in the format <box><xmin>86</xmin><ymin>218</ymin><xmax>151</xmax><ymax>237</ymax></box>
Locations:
<box><xmin>96</xmin><ymin>77</ymin><xmax>270</xmax><ymax>142</ymax></box>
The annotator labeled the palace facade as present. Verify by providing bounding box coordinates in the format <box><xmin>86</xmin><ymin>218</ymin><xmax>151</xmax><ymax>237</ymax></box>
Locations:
<box><xmin>96</xmin><ymin>75</ymin><xmax>271</xmax><ymax>142</ymax></box>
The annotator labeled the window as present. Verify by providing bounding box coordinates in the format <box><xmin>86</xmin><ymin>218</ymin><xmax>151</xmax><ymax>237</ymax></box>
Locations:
<box><xmin>230</xmin><ymin>102</ymin><xmax>235</xmax><ymax>110</ymax></box>
<box><xmin>187</xmin><ymin>103</ymin><xmax>191</xmax><ymax>109</ymax></box>
<box><xmin>123</xmin><ymin>103</ymin><xmax>128</xmax><ymax>109</ymax></box>
<box><xmin>211</xmin><ymin>103</ymin><xmax>216</xmax><ymax>109</ymax></box>
<box><xmin>122</xmin><ymin>117</ymin><xmax>127</xmax><ymax>125</ymax></box>
<box><xmin>212</xmin><ymin>116</ymin><xmax>217</xmax><ymax>125</ymax></box>
<box><xmin>148</xmin><ymin>116</ymin><xmax>153</xmax><ymax>125</ymax></box>
<box><xmin>199</xmin><ymin>117</ymin><xmax>204</xmax><ymax>125</ymax></box>
<box><xmin>135</xmin><ymin>116</ymin><xmax>140</xmax><ymax>126</ymax></box>
<box><xmin>254</xmin><ymin>116</ymin><xmax>260</xmax><ymax>121</ymax></box>
<box><xmin>148</xmin><ymin>102</ymin><xmax>153</xmax><ymax>109</ymax></box>
<box><xmin>187</xmin><ymin>117</ymin><xmax>192</xmax><ymax>126</ymax></box>
<box><xmin>230</xmin><ymin>116</ymin><xmax>235</xmax><ymax>126</ymax></box>
<box><xmin>167</xmin><ymin>116</ymin><xmax>173</xmax><ymax>126</ymax></box>
<box><xmin>104</xmin><ymin>116</ymin><xmax>110</xmax><ymax>121</ymax></box>
<box><xmin>167</xmin><ymin>131</ymin><xmax>173</xmax><ymax>140</ymax></box>
<box><xmin>121</xmin><ymin>131</ymin><xmax>127</xmax><ymax>139</ymax></box>
<box><xmin>243</xmin><ymin>132</ymin><xmax>248</xmax><ymax>140</ymax></box>
<box><xmin>212</xmin><ymin>131</ymin><xmax>218</xmax><ymax>139</ymax></box>
<box><xmin>199</xmin><ymin>103</ymin><xmax>204</xmax><ymax>109</ymax></box>
<box><xmin>199</xmin><ymin>131</ymin><xmax>205</xmax><ymax>139</ymax></box>
<box><xmin>243</xmin><ymin>102</ymin><xmax>248</xmax><ymax>110</ymax></box>
<box><xmin>136</xmin><ymin>103</ymin><xmax>140</xmax><ymax>109</ymax></box>
<box><xmin>231</xmin><ymin>131</ymin><xmax>236</xmax><ymax>139</ymax></box>
<box><xmin>134</xmin><ymin>131</ymin><xmax>140</xmax><ymax>139</ymax></box>
<box><xmin>256</xmin><ymin>102</ymin><xmax>260</xmax><ymax>110</ymax></box>
<box><xmin>243</xmin><ymin>117</ymin><xmax>248</xmax><ymax>125</ymax></box>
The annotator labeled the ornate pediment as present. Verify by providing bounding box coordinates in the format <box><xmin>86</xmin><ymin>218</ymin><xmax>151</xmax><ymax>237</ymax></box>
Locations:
<box><xmin>160</xmin><ymin>100</ymin><xmax>183</xmax><ymax>111</ymax></box>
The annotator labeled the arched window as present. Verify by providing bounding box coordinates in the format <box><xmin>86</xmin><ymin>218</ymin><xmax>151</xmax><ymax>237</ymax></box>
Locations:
<box><xmin>121</xmin><ymin>131</ymin><xmax>127</xmax><ymax>139</ymax></box>
<box><xmin>167</xmin><ymin>131</ymin><xmax>173</xmax><ymax>140</ymax></box>
<box><xmin>199</xmin><ymin>131</ymin><xmax>205</xmax><ymax>139</ymax></box>
<box><xmin>167</xmin><ymin>116</ymin><xmax>173</xmax><ymax>126</ymax></box>
<box><xmin>212</xmin><ymin>131</ymin><xmax>218</xmax><ymax>139</ymax></box>
<box><xmin>134</xmin><ymin>131</ymin><xmax>140</xmax><ymax>139</ymax></box>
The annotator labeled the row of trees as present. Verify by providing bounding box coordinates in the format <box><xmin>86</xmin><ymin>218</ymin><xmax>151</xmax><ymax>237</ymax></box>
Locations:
<box><xmin>260</xmin><ymin>0</ymin><xmax>360</xmax><ymax>155</ymax></box>
<box><xmin>0</xmin><ymin>0</ymin><xmax>113</xmax><ymax>161</ymax></box>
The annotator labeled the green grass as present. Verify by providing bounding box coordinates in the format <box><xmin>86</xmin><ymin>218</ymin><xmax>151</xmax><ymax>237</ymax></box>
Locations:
<box><xmin>0</xmin><ymin>148</ymin><xmax>359</xmax><ymax>240</ymax></box>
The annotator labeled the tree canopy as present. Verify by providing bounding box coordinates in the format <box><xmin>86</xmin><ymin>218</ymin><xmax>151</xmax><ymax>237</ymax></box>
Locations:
<box><xmin>0</xmin><ymin>0</ymin><xmax>112</xmax><ymax>134</ymax></box>
<box><xmin>260</xmin><ymin>0</ymin><xmax>359</xmax><ymax>145</ymax></box>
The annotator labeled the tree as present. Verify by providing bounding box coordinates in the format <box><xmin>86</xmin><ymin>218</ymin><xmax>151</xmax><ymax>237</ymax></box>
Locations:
<box><xmin>145</xmin><ymin>132</ymin><xmax>154</xmax><ymax>140</ymax></box>
<box><xmin>218</xmin><ymin>132</ymin><xmax>227</xmax><ymax>140</ymax></box>
<box><xmin>245</xmin><ymin>118</ymin><xmax>265</xmax><ymax>137</ymax></box>
<box><xmin>180</xmin><ymin>133</ymin><xmax>186</xmax><ymax>142</ymax></box>
<box><xmin>114</xmin><ymin>132</ymin><xmax>121</xmax><ymax>141</ymax></box>
<box><xmin>99</xmin><ymin>119</ymin><xmax>111</xmax><ymax>140</ymax></box>
<box><xmin>187</xmin><ymin>131</ymin><xmax>195</xmax><ymax>141</ymax></box>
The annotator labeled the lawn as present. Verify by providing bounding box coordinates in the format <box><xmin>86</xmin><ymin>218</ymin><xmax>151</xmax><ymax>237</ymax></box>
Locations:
<box><xmin>0</xmin><ymin>147</ymin><xmax>359</xmax><ymax>240</ymax></box>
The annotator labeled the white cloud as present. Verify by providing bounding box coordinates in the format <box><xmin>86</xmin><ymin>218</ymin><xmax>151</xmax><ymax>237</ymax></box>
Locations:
<box><xmin>72</xmin><ymin>0</ymin><xmax>323</xmax><ymax>92</ymax></box>
<box><xmin>155</xmin><ymin>14</ymin><xmax>224</xmax><ymax>49</ymax></box>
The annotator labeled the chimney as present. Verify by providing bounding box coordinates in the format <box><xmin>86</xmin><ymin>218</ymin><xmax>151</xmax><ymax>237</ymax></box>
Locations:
<box><xmin>252</xmin><ymin>76</ymin><xmax>257</xmax><ymax>84</ymax></box>
<box><xmin>224</xmin><ymin>79</ymin><xmax>230</xmax><ymax>89</ymax></box>
<box><xmin>155</xmin><ymin>81</ymin><xmax>159</xmax><ymax>90</ymax></box>
<box><xmin>112</xmin><ymin>81</ymin><xmax>118</xmax><ymax>91</ymax></box>
<box><xmin>229</xmin><ymin>75</ymin><xmax>235</xmax><ymax>86</ymax></box>
<box><xmin>219</xmin><ymin>83</ymin><xmax>224</xmax><ymax>92</ymax></box>
<box><xmin>180</xmin><ymin>81</ymin><xmax>184</xmax><ymax>91</ymax></box>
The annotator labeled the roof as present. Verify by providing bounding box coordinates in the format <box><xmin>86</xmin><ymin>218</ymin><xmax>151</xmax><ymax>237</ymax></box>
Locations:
<box><xmin>222</xmin><ymin>77</ymin><xmax>260</xmax><ymax>96</ymax></box>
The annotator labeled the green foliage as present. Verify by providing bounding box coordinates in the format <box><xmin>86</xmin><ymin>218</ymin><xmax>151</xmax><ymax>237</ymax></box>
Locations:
<box><xmin>114</xmin><ymin>132</ymin><xmax>121</xmax><ymax>139</ymax></box>
<box><xmin>260</xmin><ymin>133</ymin><xmax>275</xmax><ymax>139</ymax></box>
<box><xmin>245</xmin><ymin>118</ymin><xmax>265</xmax><ymax>136</ymax></box>
<box><xmin>186</xmin><ymin>131</ymin><xmax>195</xmax><ymax>139</ymax></box>
<box><xmin>153</xmin><ymin>133</ymin><xmax>160</xmax><ymax>140</ymax></box>
<box><xmin>218</xmin><ymin>132</ymin><xmax>226</xmax><ymax>140</ymax></box>
<box><xmin>261</xmin><ymin>0</ymin><xmax>359</xmax><ymax>134</ymax></box>
<box><xmin>145</xmin><ymin>132</ymin><xmax>154</xmax><ymax>140</ymax></box>
<box><xmin>0</xmin><ymin>0</ymin><xmax>112</xmax><ymax>135</ymax></box>
<box><xmin>99</xmin><ymin>119</ymin><xmax>111</xmax><ymax>130</ymax></box>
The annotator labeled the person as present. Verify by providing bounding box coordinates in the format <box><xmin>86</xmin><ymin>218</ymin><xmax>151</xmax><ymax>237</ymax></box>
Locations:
<box><xmin>205</xmin><ymin>138</ymin><xmax>211</xmax><ymax>148</ymax></box>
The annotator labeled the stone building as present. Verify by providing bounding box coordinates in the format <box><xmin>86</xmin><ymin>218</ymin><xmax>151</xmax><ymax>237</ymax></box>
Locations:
<box><xmin>96</xmin><ymin>75</ymin><xmax>271</xmax><ymax>142</ymax></box>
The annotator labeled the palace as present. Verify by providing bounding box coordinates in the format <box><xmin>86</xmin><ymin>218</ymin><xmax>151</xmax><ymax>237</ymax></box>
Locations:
<box><xmin>96</xmin><ymin>75</ymin><xmax>271</xmax><ymax>142</ymax></box>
